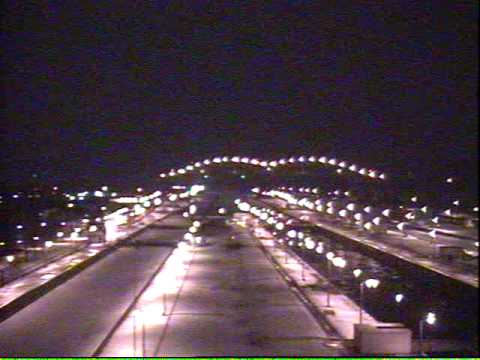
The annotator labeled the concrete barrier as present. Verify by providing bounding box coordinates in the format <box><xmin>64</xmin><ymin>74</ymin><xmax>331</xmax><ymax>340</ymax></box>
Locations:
<box><xmin>0</xmin><ymin>243</ymin><xmax>117</xmax><ymax>323</ymax></box>
<box><xmin>354</xmin><ymin>323</ymin><xmax>412</xmax><ymax>355</ymax></box>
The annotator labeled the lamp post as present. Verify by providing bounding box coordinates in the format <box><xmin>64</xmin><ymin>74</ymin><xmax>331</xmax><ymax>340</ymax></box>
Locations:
<box><xmin>395</xmin><ymin>293</ymin><xmax>404</xmax><ymax>320</ymax></box>
<box><xmin>419</xmin><ymin>312</ymin><xmax>436</xmax><ymax>355</ymax></box>
<box><xmin>301</xmin><ymin>260</ymin><xmax>306</xmax><ymax>281</ymax></box>
<box><xmin>131</xmin><ymin>308</ymin><xmax>147</xmax><ymax>356</ymax></box>
<box><xmin>325</xmin><ymin>251</ymin><xmax>335</xmax><ymax>307</ymax></box>
<box><xmin>397</xmin><ymin>222</ymin><xmax>407</xmax><ymax>237</ymax></box>
<box><xmin>359</xmin><ymin>278</ymin><xmax>380</xmax><ymax>324</ymax></box>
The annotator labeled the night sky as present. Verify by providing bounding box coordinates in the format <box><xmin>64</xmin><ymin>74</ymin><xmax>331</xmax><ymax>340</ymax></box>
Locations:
<box><xmin>2</xmin><ymin>1</ymin><xmax>478</xmax><ymax>194</ymax></box>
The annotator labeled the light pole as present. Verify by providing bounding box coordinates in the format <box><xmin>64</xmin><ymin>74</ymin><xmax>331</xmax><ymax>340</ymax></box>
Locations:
<box><xmin>284</xmin><ymin>239</ymin><xmax>289</xmax><ymax>264</ymax></box>
<box><xmin>428</xmin><ymin>229</ymin><xmax>437</xmax><ymax>256</ymax></box>
<box><xmin>395</xmin><ymin>293</ymin><xmax>404</xmax><ymax>320</ymax></box>
<box><xmin>359</xmin><ymin>278</ymin><xmax>380</xmax><ymax>324</ymax></box>
<box><xmin>419</xmin><ymin>312</ymin><xmax>436</xmax><ymax>355</ymax></box>
<box><xmin>132</xmin><ymin>309</ymin><xmax>146</xmax><ymax>356</ymax></box>
<box><xmin>301</xmin><ymin>259</ymin><xmax>306</xmax><ymax>281</ymax></box>
<box><xmin>324</xmin><ymin>253</ymin><xmax>347</xmax><ymax>307</ymax></box>
<box><xmin>162</xmin><ymin>291</ymin><xmax>167</xmax><ymax>316</ymax></box>
<box><xmin>325</xmin><ymin>251</ymin><xmax>335</xmax><ymax>307</ymax></box>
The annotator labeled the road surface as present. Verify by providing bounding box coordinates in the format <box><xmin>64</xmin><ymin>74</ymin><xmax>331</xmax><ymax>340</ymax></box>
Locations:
<box><xmin>100</xmin><ymin>217</ymin><xmax>344</xmax><ymax>356</ymax></box>
<box><xmin>0</xmin><ymin>221</ymin><xmax>185</xmax><ymax>357</ymax></box>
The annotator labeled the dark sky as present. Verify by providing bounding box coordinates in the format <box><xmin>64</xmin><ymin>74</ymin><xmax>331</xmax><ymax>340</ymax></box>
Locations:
<box><xmin>2</xmin><ymin>1</ymin><xmax>478</xmax><ymax>193</ymax></box>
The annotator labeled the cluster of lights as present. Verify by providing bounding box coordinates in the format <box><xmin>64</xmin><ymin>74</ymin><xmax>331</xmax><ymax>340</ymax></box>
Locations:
<box><xmin>62</xmin><ymin>187</ymin><xmax>117</xmax><ymax>202</ymax></box>
<box><xmin>168</xmin><ymin>185</ymin><xmax>206</xmax><ymax>204</ymax></box>
<box><xmin>260</xmin><ymin>187</ymin><xmax>479</xmax><ymax>236</ymax></box>
<box><xmin>183</xmin><ymin>220</ymin><xmax>203</xmax><ymax>245</ymax></box>
<box><xmin>235</xmin><ymin>199</ymin><xmax>399</xmax><ymax>306</ymax></box>
<box><xmin>236</xmin><ymin>198</ymin><xmax>441</xmax><ymax>334</ymax></box>
<box><xmin>260</xmin><ymin>188</ymin><xmax>393</xmax><ymax>233</ymax></box>
<box><xmin>235</xmin><ymin>199</ymin><xmax>328</xmax><ymax>255</ymax></box>
<box><xmin>159</xmin><ymin>155</ymin><xmax>387</xmax><ymax>181</ymax></box>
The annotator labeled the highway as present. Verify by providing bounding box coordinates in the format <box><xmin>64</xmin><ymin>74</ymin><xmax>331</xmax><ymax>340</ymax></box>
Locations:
<box><xmin>0</xmin><ymin>221</ymin><xmax>185</xmax><ymax>356</ymax></box>
<box><xmin>0</xmin><ymin>185</ymin><xmax>477</xmax><ymax>356</ymax></box>
<box><xmin>100</xmin><ymin>216</ymin><xmax>345</xmax><ymax>357</ymax></box>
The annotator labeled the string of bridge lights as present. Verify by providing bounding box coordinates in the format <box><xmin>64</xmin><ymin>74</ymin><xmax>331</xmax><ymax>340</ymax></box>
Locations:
<box><xmin>158</xmin><ymin>155</ymin><xmax>388</xmax><ymax>181</ymax></box>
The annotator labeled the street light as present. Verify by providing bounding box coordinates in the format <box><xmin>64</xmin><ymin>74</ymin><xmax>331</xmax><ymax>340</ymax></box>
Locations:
<box><xmin>332</xmin><ymin>256</ymin><xmax>347</xmax><ymax>268</ymax></box>
<box><xmin>359</xmin><ymin>278</ymin><xmax>380</xmax><ymax>324</ymax></box>
<box><xmin>131</xmin><ymin>309</ymin><xmax>146</xmax><ymax>356</ymax></box>
<box><xmin>315</xmin><ymin>242</ymin><xmax>324</xmax><ymax>254</ymax></box>
<box><xmin>419</xmin><ymin>312</ymin><xmax>436</xmax><ymax>355</ymax></box>
<box><xmin>324</xmin><ymin>252</ymin><xmax>335</xmax><ymax>307</ymax></box>
<box><xmin>395</xmin><ymin>293</ymin><xmax>404</xmax><ymax>303</ymax></box>
<box><xmin>428</xmin><ymin>229</ymin><xmax>437</xmax><ymax>251</ymax></box>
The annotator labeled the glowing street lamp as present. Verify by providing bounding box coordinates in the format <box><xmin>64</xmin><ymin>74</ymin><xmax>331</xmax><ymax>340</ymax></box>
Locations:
<box><xmin>354</xmin><ymin>213</ymin><xmax>363</xmax><ymax>222</ymax></box>
<box><xmin>238</xmin><ymin>202</ymin><xmax>251</xmax><ymax>212</ymax></box>
<box><xmin>395</xmin><ymin>293</ymin><xmax>404</xmax><ymax>303</ymax></box>
<box><xmin>287</xmin><ymin>229</ymin><xmax>297</xmax><ymax>238</ymax></box>
<box><xmin>359</xmin><ymin>278</ymin><xmax>380</xmax><ymax>324</ymax></box>
<box><xmin>363</xmin><ymin>222</ymin><xmax>373</xmax><ymax>231</ymax></box>
<box><xmin>332</xmin><ymin>257</ymin><xmax>347</xmax><ymax>268</ymax></box>
<box><xmin>346</xmin><ymin>203</ymin><xmax>356</xmax><ymax>211</ymax></box>
<box><xmin>419</xmin><ymin>312</ymin><xmax>436</xmax><ymax>355</ymax></box>
<box><xmin>323</xmin><ymin>251</ymin><xmax>336</xmax><ymax>307</ymax></box>
<box><xmin>428</xmin><ymin>229</ymin><xmax>437</xmax><ymax>247</ymax></box>
<box><xmin>315</xmin><ymin>242</ymin><xmax>324</xmax><ymax>254</ymax></box>
<box><xmin>275</xmin><ymin>222</ymin><xmax>285</xmax><ymax>231</ymax></box>
<box><xmin>353</xmin><ymin>269</ymin><xmax>362</xmax><ymax>278</ymax></box>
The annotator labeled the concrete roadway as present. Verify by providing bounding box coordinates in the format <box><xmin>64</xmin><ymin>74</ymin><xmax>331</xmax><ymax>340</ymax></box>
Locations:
<box><xmin>0</xmin><ymin>219</ymin><xmax>188</xmax><ymax>357</ymax></box>
<box><xmin>101</xmin><ymin>219</ymin><xmax>344</xmax><ymax>357</ymax></box>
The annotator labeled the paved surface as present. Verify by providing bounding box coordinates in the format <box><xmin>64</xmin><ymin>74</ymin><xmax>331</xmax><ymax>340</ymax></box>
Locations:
<box><xmin>101</xmin><ymin>219</ymin><xmax>344</xmax><ymax>356</ymax></box>
<box><xmin>0</xmin><ymin>209</ymin><xmax>171</xmax><ymax>312</ymax></box>
<box><xmin>258</xmin><ymin>236</ymin><xmax>381</xmax><ymax>341</ymax></box>
<box><xmin>0</xmin><ymin>224</ymin><xmax>181</xmax><ymax>357</ymax></box>
<box><xmin>1</xmin><ymin>242</ymin><xmax>87</xmax><ymax>286</ymax></box>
